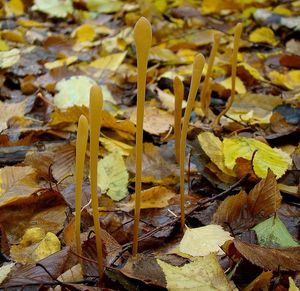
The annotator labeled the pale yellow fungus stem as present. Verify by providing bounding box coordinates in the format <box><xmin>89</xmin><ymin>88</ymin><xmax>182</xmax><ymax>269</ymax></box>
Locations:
<box><xmin>75</xmin><ymin>115</ymin><xmax>88</xmax><ymax>263</ymax></box>
<box><xmin>174</xmin><ymin>76</ymin><xmax>184</xmax><ymax>163</ymax></box>
<box><xmin>200</xmin><ymin>33</ymin><xmax>221</xmax><ymax>116</ymax></box>
<box><xmin>132</xmin><ymin>17</ymin><xmax>152</xmax><ymax>256</ymax></box>
<box><xmin>215</xmin><ymin>23</ymin><xmax>243</xmax><ymax>125</ymax></box>
<box><xmin>180</xmin><ymin>54</ymin><xmax>205</xmax><ymax>230</ymax></box>
<box><xmin>89</xmin><ymin>85</ymin><xmax>104</xmax><ymax>276</ymax></box>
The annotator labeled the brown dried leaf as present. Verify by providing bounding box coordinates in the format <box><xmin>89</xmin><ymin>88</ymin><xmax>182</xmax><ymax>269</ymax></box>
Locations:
<box><xmin>213</xmin><ymin>170</ymin><xmax>282</xmax><ymax>231</ymax></box>
<box><xmin>126</xmin><ymin>143</ymin><xmax>178</xmax><ymax>184</ymax></box>
<box><xmin>0</xmin><ymin>99</ymin><xmax>28</xmax><ymax>132</ymax></box>
<box><xmin>234</xmin><ymin>239</ymin><xmax>300</xmax><ymax>271</ymax></box>
<box><xmin>120</xmin><ymin>254</ymin><xmax>166</xmax><ymax>287</ymax></box>
<box><xmin>248</xmin><ymin>170</ymin><xmax>281</xmax><ymax>217</ymax></box>
<box><xmin>0</xmin><ymin>166</ymin><xmax>39</xmax><ymax>206</ymax></box>
<box><xmin>234</xmin><ymin>157</ymin><xmax>259</xmax><ymax>183</ymax></box>
<box><xmin>243</xmin><ymin>271</ymin><xmax>273</xmax><ymax>291</ymax></box>
<box><xmin>0</xmin><ymin>188</ymin><xmax>67</xmax><ymax>243</ymax></box>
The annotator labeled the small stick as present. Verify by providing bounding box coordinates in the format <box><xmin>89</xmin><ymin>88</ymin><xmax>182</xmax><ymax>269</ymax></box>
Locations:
<box><xmin>200</xmin><ymin>33</ymin><xmax>221</xmax><ymax>116</ymax></box>
<box><xmin>173</xmin><ymin>76</ymin><xmax>184</xmax><ymax>163</ymax></box>
<box><xmin>132</xmin><ymin>17</ymin><xmax>152</xmax><ymax>257</ymax></box>
<box><xmin>214</xmin><ymin>23</ymin><xmax>242</xmax><ymax>125</ymax></box>
<box><xmin>89</xmin><ymin>85</ymin><xmax>104</xmax><ymax>276</ymax></box>
<box><xmin>75</xmin><ymin>115</ymin><xmax>89</xmax><ymax>262</ymax></box>
<box><xmin>180</xmin><ymin>54</ymin><xmax>205</xmax><ymax>230</ymax></box>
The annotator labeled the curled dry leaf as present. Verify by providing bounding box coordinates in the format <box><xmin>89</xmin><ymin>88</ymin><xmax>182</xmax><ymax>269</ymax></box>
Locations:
<box><xmin>234</xmin><ymin>239</ymin><xmax>300</xmax><ymax>271</ymax></box>
<box><xmin>243</xmin><ymin>271</ymin><xmax>273</xmax><ymax>291</ymax></box>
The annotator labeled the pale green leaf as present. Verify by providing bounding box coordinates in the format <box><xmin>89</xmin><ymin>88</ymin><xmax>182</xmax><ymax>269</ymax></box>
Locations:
<box><xmin>157</xmin><ymin>254</ymin><xmax>234</xmax><ymax>291</ymax></box>
<box><xmin>32</xmin><ymin>0</ymin><xmax>73</xmax><ymax>18</ymax></box>
<box><xmin>253</xmin><ymin>216</ymin><xmax>299</xmax><ymax>248</ymax></box>
<box><xmin>97</xmin><ymin>152</ymin><xmax>128</xmax><ymax>201</ymax></box>
<box><xmin>87</xmin><ymin>0</ymin><xmax>123</xmax><ymax>13</ymax></box>
<box><xmin>179</xmin><ymin>225</ymin><xmax>233</xmax><ymax>257</ymax></box>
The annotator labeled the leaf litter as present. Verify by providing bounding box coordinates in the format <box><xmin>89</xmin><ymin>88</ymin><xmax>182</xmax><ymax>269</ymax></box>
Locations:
<box><xmin>0</xmin><ymin>0</ymin><xmax>299</xmax><ymax>290</ymax></box>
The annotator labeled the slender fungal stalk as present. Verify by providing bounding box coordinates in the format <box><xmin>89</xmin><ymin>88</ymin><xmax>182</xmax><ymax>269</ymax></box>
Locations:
<box><xmin>75</xmin><ymin>115</ymin><xmax>89</xmax><ymax>262</ymax></box>
<box><xmin>200</xmin><ymin>33</ymin><xmax>221</xmax><ymax>116</ymax></box>
<box><xmin>215</xmin><ymin>23</ymin><xmax>242</xmax><ymax>125</ymax></box>
<box><xmin>132</xmin><ymin>17</ymin><xmax>152</xmax><ymax>257</ymax></box>
<box><xmin>174</xmin><ymin>76</ymin><xmax>184</xmax><ymax>163</ymax></box>
<box><xmin>89</xmin><ymin>85</ymin><xmax>104</xmax><ymax>276</ymax></box>
<box><xmin>180</xmin><ymin>54</ymin><xmax>205</xmax><ymax>230</ymax></box>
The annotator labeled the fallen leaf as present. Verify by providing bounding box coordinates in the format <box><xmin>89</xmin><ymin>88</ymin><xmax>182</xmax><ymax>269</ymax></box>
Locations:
<box><xmin>0</xmin><ymin>48</ymin><xmax>20</xmax><ymax>69</ymax></box>
<box><xmin>86</xmin><ymin>0</ymin><xmax>123</xmax><ymax>13</ymax></box>
<box><xmin>234</xmin><ymin>239</ymin><xmax>300</xmax><ymax>271</ymax></box>
<box><xmin>223</xmin><ymin>136</ymin><xmax>292</xmax><ymax>178</ymax></box>
<box><xmin>198</xmin><ymin>132</ymin><xmax>236</xmax><ymax>177</ymax></box>
<box><xmin>268</xmin><ymin>70</ymin><xmax>300</xmax><ymax>90</ymax></box>
<box><xmin>32</xmin><ymin>0</ymin><xmax>73</xmax><ymax>18</ymax></box>
<box><xmin>73</xmin><ymin>24</ymin><xmax>97</xmax><ymax>43</ymax></box>
<box><xmin>213</xmin><ymin>171</ymin><xmax>282</xmax><ymax>231</ymax></box>
<box><xmin>97</xmin><ymin>152</ymin><xmax>128</xmax><ymax>201</ymax></box>
<box><xmin>219</xmin><ymin>76</ymin><xmax>246</xmax><ymax>94</ymax></box>
<box><xmin>157</xmin><ymin>253</ymin><xmax>234</xmax><ymax>290</ymax></box>
<box><xmin>100</xmin><ymin>137</ymin><xmax>133</xmax><ymax>156</ymax></box>
<box><xmin>90</xmin><ymin>51</ymin><xmax>127</xmax><ymax>71</ymax></box>
<box><xmin>0</xmin><ymin>263</ymin><xmax>15</xmax><ymax>285</ymax></box>
<box><xmin>179</xmin><ymin>225</ymin><xmax>233</xmax><ymax>257</ymax></box>
<box><xmin>130</xmin><ymin>105</ymin><xmax>174</xmax><ymax>135</ymax></box>
<box><xmin>10</xmin><ymin>227</ymin><xmax>61</xmax><ymax>263</ymax></box>
<box><xmin>243</xmin><ymin>271</ymin><xmax>273</xmax><ymax>291</ymax></box>
<box><xmin>121</xmin><ymin>186</ymin><xmax>176</xmax><ymax>211</ymax></box>
<box><xmin>0</xmin><ymin>166</ymin><xmax>39</xmax><ymax>206</ymax></box>
<box><xmin>289</xmin><ymin>277</ymin><xmax>299</xmax><ymax>291</ymax></box>
<box><xmin>253</xmin><ymin>216</ymin><xmax>299</xmax><ymax>247</ymax></box>
<box><xmin>5</xmin><ymin>0</ymin><xmax>24</xmax><ymax>16</ymax></box>
<box><xmin>126</xmin><ymin>143</ymin><xmax>178</xmax><ymax>184</ymax></box>
<box><xmin>249</xmin><ymin>27</ymin><xmax>278</xmax><ymax>46</ymax></box>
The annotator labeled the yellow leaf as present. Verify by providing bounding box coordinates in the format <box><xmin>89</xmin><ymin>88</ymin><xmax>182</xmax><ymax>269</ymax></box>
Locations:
<box><xmin>123</xmin><ymin>186</ymin><xmax>175</xmax><ymax>211</ymax></box>
<box><xmin>44</xmin><ymin>56</ymin><xmax>77</xmax><ymax>70</ymax></box>
<box><xmin>0</xmin><ymin>263</ymin><xmax>15</xmax><ymax>284</ymax></box>
<box><xmin>74</xmin><ymin>24</ymin><xmax>97</xmax><ymax>42</ymax></box>
<box><xmin>1</xmin><ymin>30</ymin><xmax>24</xmax><ymax>43</ymax></box>
<box><xmin>0</xmin><ymin>48</ymin><xmax>20</xmax><ymax>69</ymax></box>
<box><xmin>157</xmin><ymin>254</ymin><xmax>234</xmax><ymax>291</ymax></box>
<box><xmin>16</xmin><ymin>19</ymin><xmax>46</xmax><ymax>28</ymax></box>
<box><xmin>268</xmin><ymin>70</ymin><xmax>300</xmax><ymax>90</ymax></box>
<box><xmin>223</xmin><ymin>137</ymin><xmax>292</xmax><ymax>178</ymax></box>
<box><xmin>289</xmin><ymin>277</ymin><xmax>300</xmax><ymax>291</ymax></box>
<box><xmin>179</xmin><ymin>225</ymin><xmax>233</xmax><ymax>257</ymax></box>
<box><xmin>249</xmin><ymin>27</ymin><xmax>278</xmax><ymax>46</ymax></box>
<box><xmin>198</xmin><ymin>132</ymin><xmax>236</xmax><ymax>177</ymax></box>
<box><xmin>238</xmin><ymin>62</ymin><xmax>265</xmax><ymax>81</ymax></box>
<box><xmin>0</xmin><ymin>39</ymin><xmax>9</xmax><ymax>51</ymax></box>
<box><xmin>90</xmin><ymin>51</ymin><xmax>127</xmax><ymax>71</ymax></box>
<box><xmin>219</xmin><ymin>76</ymin><xmax>246</xmax><ymax>94</ymax></box>
<box><xmin>87</xmin><ymin>0</ymin><xmax>123</xmax><ymax>13</ymax></box>
<box><xmin>201</xmin><ymin>0</ymin><xmax>241</xmax><ymax>15</ymax></box>
<box><xmin>10</xmin><ymin>227</ymin><xmax>60</xmax><ymax>263</ymax></box>
<box><xmin>5</xmin><ymin>0</ymin><xmax>24</xmax><ymax>16</ymax></box>
<box><xmin>97</xmin><ymin>152</ymin><xmax>128</xmax><ymax>201</ymax></box>
<box><xmin>100</xmin><ymin>137</ymin><xmax>133</xmax><ymax>156</ymax></box>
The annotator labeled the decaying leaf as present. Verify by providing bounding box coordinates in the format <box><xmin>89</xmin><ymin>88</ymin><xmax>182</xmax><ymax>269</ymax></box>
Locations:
<box><xmin>179</xmin><ymin>225</ymin><xmax>233</xmax><ymax>257</ymax></box>
<box><xmin>0</xmin><ymin>49</ymin><xmax>20</xmax><ymax>69</ymax></box>
<box><xmin>10</xmin><ymin>227</ymin><xmax>61</xmax><ymax>263</ymax></box>
<box><xmin>97</xmin><ymin>152</ymin><xmax>128</xmax><ymax>201</ymax></box>
<box><xmin>243</xmin><ymin>271</ymin><xmax>273</xmax><ymax>291</ymax></box>
<box><xmin>157</xmin><ymin>254</ymin><xmax>234</xmax><ymax>290</ymax></box>
<box><xmin>126</xmin><ymin>143</ymin><xmax>178</xmax><ymax>184</ymax></box>
<box><xmin>234</xmin><ymin>239</ymin><xmax>300</xmax><ymax>271</ymax></box>
<box><xmin>32</xmin><ymin>0</ymin><xmax>73</xmax><ymax>18</ymax></box>
<box><xmin>249</xmin><ymin>27</ymin><xmax>278</xmax><ymax>46</ymax></box>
